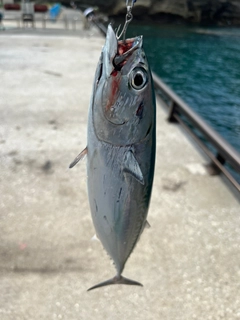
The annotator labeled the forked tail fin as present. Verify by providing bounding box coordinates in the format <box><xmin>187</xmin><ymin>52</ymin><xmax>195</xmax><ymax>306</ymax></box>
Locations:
<box><xmin>87</xmin><ymin>275</ymin><xmax>143</xmax><ymax>291</ymax></box>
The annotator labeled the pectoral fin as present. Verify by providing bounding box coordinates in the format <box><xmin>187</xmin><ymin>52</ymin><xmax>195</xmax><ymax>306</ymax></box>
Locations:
<box><xmin>69</xmin><ymin>147</ymin><xmax>87</xmax><ymax>168</ymax></box>
<box><xmin>145</xmin><ymin>220</ymin><xmax>151</xmax><ymax>229</ymax></box>
<box><xmin>123</xmin><ymin>150</ymin><xmax>144</xmax><ymax>185</ymax></box>
<box><xmin>91</xmin><ymin>234</ymin><xmax>100</xmax><ymax>242</ymax></box>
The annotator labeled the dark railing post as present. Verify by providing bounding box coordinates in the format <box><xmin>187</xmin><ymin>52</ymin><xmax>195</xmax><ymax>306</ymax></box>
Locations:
<box><xmin>42</xmin><ymin>15</ymin><xmax>46</xmax><ymax>29</ymax></box>
<box><xmin>206</xmin><ymin>153</ymin><xmax>226</xmax><ymax>176</ymax></box>
<box><xmin>73</xmin><ymin>18</ymin><xmax>77</xmax><ymax>30</ymax></box>
<box><xmin>64</xmin><ymin>16</ymin><xmax>68</xmax><ymax>30</ymax></box>
<box><xmin>168</xmin><ymin>101</ymin><xmax>178</xmax><ymax>123</ymax></box>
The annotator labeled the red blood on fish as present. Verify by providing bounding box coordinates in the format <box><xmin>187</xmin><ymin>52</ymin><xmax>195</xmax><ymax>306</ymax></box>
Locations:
<box><xmin>136</xmin><ymin>102</ymin><xmax>144</xmax><ymax>119</ymax></box>
<box><xmin>106</xmin><ymin>72</ymin><xmax>120</xmax><ymax>111</ymax></box>
<box><xmin>111</xmin><ymin>70</ymin><xmax>118</xmax><ymax>77</ymax></box>
<box><xmin>118</xmin><ymin>41</ymin><xmax>133</xmax><ymax>55</ymax></box>
<box><xmin>105</xmin><ymin>40</ymin><xmax>134</xmax><ymax>111</ymax></box>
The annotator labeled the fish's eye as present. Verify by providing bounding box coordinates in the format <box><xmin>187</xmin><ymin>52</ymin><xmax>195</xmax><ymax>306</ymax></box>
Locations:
<box><xmin>130</xmin><ymin>68</ymin><xmax>148</xmax><ymax>90</ymax></box>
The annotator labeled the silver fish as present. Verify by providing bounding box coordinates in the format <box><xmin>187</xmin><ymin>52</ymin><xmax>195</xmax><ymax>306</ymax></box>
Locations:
<box><xmin>70</xmin><ymin>24</ymin><xmax>156</xmax><ymax>290</ymax></box>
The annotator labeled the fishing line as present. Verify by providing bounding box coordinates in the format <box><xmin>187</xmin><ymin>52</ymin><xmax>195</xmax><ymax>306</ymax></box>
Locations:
<box><xmin>117</xmin><ymin>0</ymin><xmax>137</xmax><ymax>41</ymax></box>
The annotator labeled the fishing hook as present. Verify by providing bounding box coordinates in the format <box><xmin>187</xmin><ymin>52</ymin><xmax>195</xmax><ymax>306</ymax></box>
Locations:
<box><xmin>117</xmin><ymin>0</ymin><xmax>137</xmax><ymax>41</ymax></box>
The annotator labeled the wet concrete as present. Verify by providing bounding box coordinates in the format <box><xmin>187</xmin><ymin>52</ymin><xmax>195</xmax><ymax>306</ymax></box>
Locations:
<box><xmin>0</xmin><ymin>30</ymin><xmax>240</xmax><ymax>320</ymax></box>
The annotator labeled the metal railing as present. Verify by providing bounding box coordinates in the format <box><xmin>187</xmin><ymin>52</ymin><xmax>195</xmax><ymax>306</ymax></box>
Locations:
<box><xmin>152</xmin><ymin>72</ymin><xmax>240</xmax><ymax>192</ymax></box>
<box><xmin>90</xmin><ymin>19</ymin><xmax>107</xmax><ymax>36</ymax></box>
<box><xmin>2</xmin><ymin>15</ymin><xmax>83</xmax><ymax>30</ymax></box>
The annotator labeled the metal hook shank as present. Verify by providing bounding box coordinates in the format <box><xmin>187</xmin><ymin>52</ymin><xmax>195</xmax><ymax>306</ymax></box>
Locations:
<box><xmin>126</xmin><ymin>0</ymin><xmax>136</xmax><ymax>8</ymax></box>
<box><xmin>117</xmin><ymin>0</ymin><xmax>136</xmax><ymax>41</ymax></box>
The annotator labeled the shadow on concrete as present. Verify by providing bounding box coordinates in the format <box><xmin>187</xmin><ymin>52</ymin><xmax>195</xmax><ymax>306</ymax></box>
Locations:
<box><xmin>0</xmin><ymin>244</ymin><xmax>89</xmax><ymax>274</ymax></box>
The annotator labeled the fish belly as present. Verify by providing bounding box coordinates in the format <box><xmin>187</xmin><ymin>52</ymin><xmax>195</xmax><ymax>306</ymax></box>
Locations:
<box><xmin>87</xmin><ymin>138</ymin><xmax>151</xmax><ymax>274</ymax></box>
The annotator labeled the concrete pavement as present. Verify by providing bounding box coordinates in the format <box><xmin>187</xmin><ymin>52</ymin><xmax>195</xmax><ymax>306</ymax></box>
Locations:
<box><xmin>0</xmin><ymin>29</ymin><xmax>240</xmax><ymax>320</ymax></box>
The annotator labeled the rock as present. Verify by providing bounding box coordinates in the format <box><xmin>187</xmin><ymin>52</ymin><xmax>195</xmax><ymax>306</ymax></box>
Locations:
<box><xmin>110</xmin><ymin>0</ymin><xmax>151</xmax><ymax>16</ymax></box>
<box><xmin>79</xmin><ymin>0</ymin><xmax>240</xmax><ymax>25</ymax></box>
<box><xmin>149</xmin><ymin>0</ymin><xmax>189</xmax><ymax>19</ymax></box>
<box><xmin>218</xmin><ymin>0</ymin><xmax>240</xmax><ymax>25</ymax></box>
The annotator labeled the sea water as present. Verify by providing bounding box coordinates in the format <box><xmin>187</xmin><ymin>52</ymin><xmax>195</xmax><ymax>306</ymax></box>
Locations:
<box><xmin>127</xmin><ymin>23</ymin><xmax>240</xmax><ymax>181</ymax></box>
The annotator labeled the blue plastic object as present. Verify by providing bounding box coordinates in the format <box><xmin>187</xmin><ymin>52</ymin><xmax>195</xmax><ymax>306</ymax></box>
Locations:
<box><xmin>49</xmin><ymin>4</ymin><xmax>61</xmax><ymax>21</ymax></box>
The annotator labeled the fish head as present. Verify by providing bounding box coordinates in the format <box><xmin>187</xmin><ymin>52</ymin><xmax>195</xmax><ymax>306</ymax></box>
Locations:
<box><xmin>92</xmin><ymin>24</ymin><xmax>155</xmax><ymax>146</ymax></box>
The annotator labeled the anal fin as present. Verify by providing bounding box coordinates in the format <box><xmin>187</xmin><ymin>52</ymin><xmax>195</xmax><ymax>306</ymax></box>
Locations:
<box><xmin>91</xmin><ymin>234</ymin><xmax>100</xmax><ymax>242</ymax></box>
<box><xmin>145</xmin><ymin>220</ymin><xmax>151</xmax><ymax>229</ymax></box>
<box><xmin>69</xmin><ymin>147</ymin><xmax>87</xmax><ymax>168</ymax></box>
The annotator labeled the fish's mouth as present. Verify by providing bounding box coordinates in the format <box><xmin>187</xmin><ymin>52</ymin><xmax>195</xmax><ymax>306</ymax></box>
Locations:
<box><xmin>102</xmin><ymin>25</ymin><xmax>143</xmax><ymax>126</ymax></box>
<box><xmin>103</xmin><ymin>24</ymin><xmax>142</xmax><ymax>77</ymax></box>
<box><xmin>113</xmin><ymin>37</ymin><xmax>142</xmax><ymax>69</ymax></box>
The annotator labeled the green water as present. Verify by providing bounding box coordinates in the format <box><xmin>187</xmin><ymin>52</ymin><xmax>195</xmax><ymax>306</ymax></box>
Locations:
<box><xmin>127</xmin><ymin>23</ymin><xmax>240</xmax><ymax>181</ymax></box>
<box><xmin>127</xmin><ymin>24</ymin><xmax>240</xmax><ymax>152</ymax></box>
